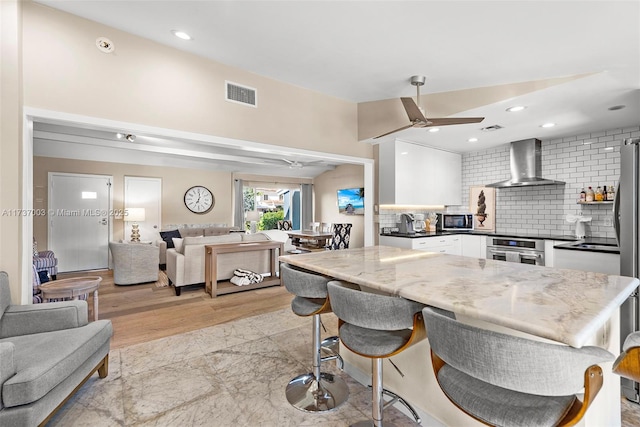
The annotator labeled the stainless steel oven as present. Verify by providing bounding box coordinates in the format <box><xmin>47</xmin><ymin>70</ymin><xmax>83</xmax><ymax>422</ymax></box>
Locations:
<box><xmin>486</xmin><ymin>237</ymin><xmax>545</xmax><ymax>266</ymax></box>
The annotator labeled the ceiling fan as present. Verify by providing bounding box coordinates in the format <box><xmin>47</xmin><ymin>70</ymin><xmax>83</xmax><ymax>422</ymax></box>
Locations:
<box><xmin>374</xmin><ymin>75</ymin><xmax>485</xmax><ymax>139</ymax></box>
<box><xmin>280</xmin><ymin>159</ymin><xmax>323</xmax><ymax>169</ymax></box>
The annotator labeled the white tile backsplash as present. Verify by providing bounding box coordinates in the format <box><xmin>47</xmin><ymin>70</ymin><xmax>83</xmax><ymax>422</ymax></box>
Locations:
<box><xmin>459</xmin><ymin>126</ymin><xmax>640</xmax><ymax>238</ymax></box>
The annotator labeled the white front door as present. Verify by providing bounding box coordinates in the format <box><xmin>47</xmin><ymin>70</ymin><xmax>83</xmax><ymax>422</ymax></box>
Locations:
<box><xmin>49</xmin><ymin>173</ymin><xmax>112</xmax><ymax>272</ymax></box>
<box><xmin>124</xmin><ymin>176</ymin><xmax>162</xmax><ymax>241</ymax></box>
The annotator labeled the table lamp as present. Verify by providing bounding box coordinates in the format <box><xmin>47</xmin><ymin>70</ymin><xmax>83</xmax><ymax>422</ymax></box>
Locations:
<box><xmin>245</xmin><ymin>210</ymin><xmax>260</xmax><ymax>234</ymax></box>
<box><xmin>125</xmin><ymin>207</ymin><xmax>146</xmax><ymax>242</ymax></box>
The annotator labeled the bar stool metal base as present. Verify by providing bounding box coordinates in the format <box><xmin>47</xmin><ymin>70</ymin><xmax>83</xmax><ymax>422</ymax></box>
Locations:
<box><xmin>286</xmin><ymin>371</ymin><xmax>349</xmax><ymax>413</ymax></box>
<box><xmin>350</xmin><ymin>421</ymin><xmax>398</xmax><ymax>427</ymax></box>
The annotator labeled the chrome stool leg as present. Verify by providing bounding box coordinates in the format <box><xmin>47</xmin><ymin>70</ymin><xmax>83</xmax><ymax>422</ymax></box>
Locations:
<box><xmin>321</xmin><ymin>335</ymin><xmax>344</xmax><ymax>369</ymax></box>
<box><xmin>286</xmin><ymin>314</ymin><xmax>349</xmax><ymax>412</ymax></box>
<box><xmin>351</xmin><ymin>358</ymin><xmax>421</xmax><ymax>427</ymax></box>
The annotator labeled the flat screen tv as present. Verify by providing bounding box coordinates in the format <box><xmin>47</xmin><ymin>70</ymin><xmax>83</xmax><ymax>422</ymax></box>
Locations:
<box><xmin>337</xmin><ymin>188</ymin><xmax>364</xmax><ymax>215</ymax></box>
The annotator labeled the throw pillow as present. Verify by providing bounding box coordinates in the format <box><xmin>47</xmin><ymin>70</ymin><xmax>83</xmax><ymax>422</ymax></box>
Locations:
<box><xmin>159</xmin><ymin>229</ymin><xmax>181</xmax><ymax>249</ymax></box>
<box><xmin>172</xmin><ymin>238</ymin><xmax>184</xmax><ymax>254</ymax></box>
<box><xmin>37</xmin><ymin>270</ymin><xmax>49</xmax><ymax>284</ymax></box>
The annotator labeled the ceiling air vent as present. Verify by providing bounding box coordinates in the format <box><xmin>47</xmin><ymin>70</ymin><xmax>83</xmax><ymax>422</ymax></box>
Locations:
<box><xmin>481</xmin><ymin>125</ymin><xmax>504</xmax><ymax>132</ymax></box>
<box><xmin>225</xmin><ymin>81</ymin><xmax>257</xmax><ymax>107</ymax></box>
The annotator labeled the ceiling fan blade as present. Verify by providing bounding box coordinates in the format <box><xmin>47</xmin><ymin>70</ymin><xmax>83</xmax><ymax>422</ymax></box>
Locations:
<box><xmin>400</xmin><ymin>97</ymin><xmax>427</xmax><ymax>123</ymax></box>
<box><xmin>373</xmin><ymin>124</ymin><xmax>415</xmax><ymax>139</ymax></box>
<box><xmin>425</xmin><ymin>117</ymin><xmax>485</xmax><ymax>126</ymax></box>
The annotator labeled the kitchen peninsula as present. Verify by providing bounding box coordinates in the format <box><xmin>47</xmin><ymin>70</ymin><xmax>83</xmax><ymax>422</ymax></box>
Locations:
<box><xmin>279</xmin><ymin>246</ymin><xmax>639</xmax><ymax>426</ymax></box>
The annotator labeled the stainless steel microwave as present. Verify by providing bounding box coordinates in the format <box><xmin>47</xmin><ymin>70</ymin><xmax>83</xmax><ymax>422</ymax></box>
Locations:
<box><xmin>437</xmin><ymin>213</ymin><xmax>474</xmax><ymax>231</ymax></box>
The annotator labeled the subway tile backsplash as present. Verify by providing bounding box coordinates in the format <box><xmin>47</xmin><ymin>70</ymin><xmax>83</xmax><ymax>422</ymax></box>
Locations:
<box><xmin>460</xmin><ymin>126</ymin><xmax>639</xmax><ymax>239</ymax></box>
<box><xmin>378</xmin><ymin>126</ymin><xmax>640</xmax><ymax>239</ymax></box>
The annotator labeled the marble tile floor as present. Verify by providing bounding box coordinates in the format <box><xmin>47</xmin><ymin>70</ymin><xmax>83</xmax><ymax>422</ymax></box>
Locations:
<box><xmin>47</xmin><ymin>308</ymin><xmax>421</xmax><ymax>427</ymax></box>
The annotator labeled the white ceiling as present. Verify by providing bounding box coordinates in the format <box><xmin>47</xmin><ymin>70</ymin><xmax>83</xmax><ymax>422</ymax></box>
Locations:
<box><xmin>33</xmin><ymin>0</ymin><xmax>640</xmax><ymax>172</ymax></box>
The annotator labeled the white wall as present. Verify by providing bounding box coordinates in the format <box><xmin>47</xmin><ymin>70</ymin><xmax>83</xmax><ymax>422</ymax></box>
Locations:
<box><xmin>313</xmin><ymin>164</ymin><xmax>365</xmax><ymax>248</ymax></box>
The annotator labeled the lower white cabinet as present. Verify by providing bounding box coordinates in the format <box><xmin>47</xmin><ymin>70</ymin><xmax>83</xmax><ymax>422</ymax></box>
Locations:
<box><xmin>554</xmin><ymin>248</ymin><xmax>620</xmax><ymax>275</ymax></box>
<box><xmin>461</xmin><ymin>235</ymin><xmax>486</xmax><ymax>258</ymax></box>
<box><xmin>379</xmin><ymin>235</ymin><xmax>461</xmax><ymax>255</ymax></box>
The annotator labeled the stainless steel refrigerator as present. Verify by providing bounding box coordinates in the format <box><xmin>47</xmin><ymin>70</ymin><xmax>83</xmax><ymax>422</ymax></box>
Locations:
<box><xmin>615</xmin><ymin>136</ymin><xmax>640</xmax><ymax>403</ymax></box>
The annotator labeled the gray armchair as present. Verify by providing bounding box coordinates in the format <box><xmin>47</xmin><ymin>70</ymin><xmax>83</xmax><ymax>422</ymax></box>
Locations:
<box><xmin>109</xmin><ymin>241</ymin><xmax>159</xmax><ymax>285</ymax></box>
<box><xmin>0</xmin><ymin>271</ymin><xmax>112</xmax><ymax>426</ymax></box>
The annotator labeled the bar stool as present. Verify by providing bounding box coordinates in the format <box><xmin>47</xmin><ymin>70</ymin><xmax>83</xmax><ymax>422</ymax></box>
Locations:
<box><xmin>327</xmin><ymin>280</ymin><xmax>425</xmax><ymax>427</ymax></box>
<box><xmin>423</xmin><ymin>306</ymin><xmax>614</xmax><ymax>426</ymax></box>
<box><xmin>280</xmin><ymin>263</ymin><xmax>349</xmax><ymax>413</ymax></box>
<box><xmin>614</xmin><ymin>331</ymin><xmax>640</xmax><ymax>382</ymax></box>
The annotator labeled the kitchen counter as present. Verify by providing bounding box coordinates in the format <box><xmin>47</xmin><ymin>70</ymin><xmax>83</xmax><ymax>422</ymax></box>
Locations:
<box><xmin>380</xmin><ymin>230</ymin><xmax>580</xmax><ymax>241</ymax></box>
<box><xmin>554</xmin><ymin>237</ymin><xmax>620</xmax><ymax>254</ymax></box>
<box><xmin>280</xmin><ymin>246</ymin><xmax>635</xmax><ymax>425</ymax></box>
<box><xmin>280</xmin><ymin>245</ymin><xmax>636</xmax><ymax>348</ymax></box>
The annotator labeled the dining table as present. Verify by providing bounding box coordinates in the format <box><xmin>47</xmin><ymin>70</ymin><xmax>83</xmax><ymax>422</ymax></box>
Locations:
<box><xmin>286</xmin><ymin>230</ymin><xmax>333</xmax><ymax>250</ymax></box>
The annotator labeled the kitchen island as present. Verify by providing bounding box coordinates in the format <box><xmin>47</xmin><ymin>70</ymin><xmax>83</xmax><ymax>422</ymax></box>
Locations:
<box><xmin>279</xmin><ymin>246</ymin><xmax>639</xmax><ymax>426</ymax></box>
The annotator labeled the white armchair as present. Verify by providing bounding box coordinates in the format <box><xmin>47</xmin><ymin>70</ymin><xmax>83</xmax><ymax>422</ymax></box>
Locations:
<box><xmin>109</xmin><ymin>242</ymin><xmax>159</xmax><ymax>285</ymax></box>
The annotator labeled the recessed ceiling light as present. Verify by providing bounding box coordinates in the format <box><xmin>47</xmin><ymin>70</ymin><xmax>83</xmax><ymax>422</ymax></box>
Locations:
<box><xmin>171</xmin><ymin>30</ymin><xmax>192</xmax><ymax>40</ymax></box>
<box><xmin>506</xmin><ymin>106</ymin><xmax>526</xmax><ymax>112</ymax></box>
<box><xmin>468</xmin><ymin>137</ymin><xmax>478</xmax><ymax>143</ymax></box>
<box><xmin>428</xmin><ymin>128</ymin><xmax>440</xmax><ymax>133</ymax></box>
<box><xmin>116</xmin><ymin>133</ymin><xmax>124</xmax><ymax>139</ymax></box>
<box><xmin>540</xmin><ymin>122</ymin><xmax>556</xmax><ymax>128</ymax></box>
<box><xmin>608</xmin><ymin>105</ymin><xmax>626</xmax><ymax>111</ymax></box>
<box><xmin>400</xmin><ymin>151</ymin><xmax>409</xmax><ymax>155</ymax></box>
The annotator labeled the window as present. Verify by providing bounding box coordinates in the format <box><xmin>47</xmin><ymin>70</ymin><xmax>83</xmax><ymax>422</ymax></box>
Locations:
<box><xmin>243</xmin><ymin>184</ymin><xmax>301</xmax><ymax>230</ymax></box>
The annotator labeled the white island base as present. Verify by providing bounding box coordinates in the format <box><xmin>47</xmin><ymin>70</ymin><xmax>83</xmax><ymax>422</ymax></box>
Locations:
<box><xmin>341</xmin><ymin>310</ymin><xmax>621</xmax><ymax>427</ymax></box>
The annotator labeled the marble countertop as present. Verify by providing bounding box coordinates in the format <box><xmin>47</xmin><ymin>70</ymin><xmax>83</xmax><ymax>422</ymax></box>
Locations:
<box><xmin>280</xmin><ymin>246</ymin><xmax>639</xmax><ymax>348</ymax></box>
<box><xmin>380</xmin><ymin>230</ymin><xmax>580</xmax><ymax>241</ymax></box>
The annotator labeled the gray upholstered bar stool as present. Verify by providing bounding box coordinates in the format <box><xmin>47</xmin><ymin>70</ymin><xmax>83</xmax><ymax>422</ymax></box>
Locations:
<box><xmin>614</xmin><ymin>331</ymin><xmax>640</xmax><ymax>382</ymax></box>
<box><xmin>423</xmin><ymin>306</ymin><xmax>614</xmax><ymax>426</ymax></box>
<box><xmin>280</xmin><ymin>263</ymin><xmax>349</xmax><ymax>413</ymax></box>
<box><xmin>327</xmin><ymin>280</ymin><xmax>425</xmax><ymax>427</ymax></box>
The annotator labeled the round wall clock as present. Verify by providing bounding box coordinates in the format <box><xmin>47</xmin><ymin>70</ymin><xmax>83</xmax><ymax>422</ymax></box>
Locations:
<box><xmin>184</xmin><ymin>185</ymin><xmax>215</xmax><ymax>214</ymax></box>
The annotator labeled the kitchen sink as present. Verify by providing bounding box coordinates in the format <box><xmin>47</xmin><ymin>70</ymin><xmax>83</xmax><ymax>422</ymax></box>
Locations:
<box><xmin>562</xmin><ymin>242</ymin><xmax>619</xmax><ymax>252</ymax></box>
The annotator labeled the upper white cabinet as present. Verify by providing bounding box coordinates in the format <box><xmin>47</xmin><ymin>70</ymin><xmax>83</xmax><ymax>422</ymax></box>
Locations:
<box><xmin>379</xmin><ymin>140</ymin><xmax>461</xmax><ymax>206</ymax></box>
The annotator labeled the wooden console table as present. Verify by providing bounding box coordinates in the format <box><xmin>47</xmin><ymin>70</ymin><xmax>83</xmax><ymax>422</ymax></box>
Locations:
<box><xmin>204</xmin><ymin>240</ymin><xmax>284</xmax><ymax>298</ymax></box>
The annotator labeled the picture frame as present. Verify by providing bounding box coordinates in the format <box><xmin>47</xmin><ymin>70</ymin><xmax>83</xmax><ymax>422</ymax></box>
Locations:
<box><xmin>469</xmin><ymin>186</ymin><xmax>496</xmax><ymax>231</ymax></box>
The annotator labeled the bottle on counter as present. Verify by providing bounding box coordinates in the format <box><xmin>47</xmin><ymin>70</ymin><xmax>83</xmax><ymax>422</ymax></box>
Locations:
<box><xmin>608</xmin><ymin>184</ymin><xmax>616</xmax><ymax>201</ymax></box>
<box><xmin>595</xmin><ymin>186</ymin><xmax>604</xmax><ymax>202</ymax></box>
<box><xmin>603</xmin><ymin>185</ymin><xmax>608</xmax><ymax>201</ymax></box>
<box><xmin>579</xmin><ymin>187</ymin><xmax>586</xmax><ymax>202</ymax></box>
<box><xmin>586</xmin><ymin>186</ymin><xmax>595</xmax><ymax>202</ymax></box>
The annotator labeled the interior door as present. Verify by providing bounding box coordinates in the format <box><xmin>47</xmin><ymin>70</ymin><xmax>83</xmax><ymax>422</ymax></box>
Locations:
<box><xmin>49</xmin><ymin>173</ymin><xmax>112</xmax><ymax>272</ymax></box>
<box><xmin>124</xmin><ymin>176</ymin><xmax>162</xmax><ymax>241</ymax></box>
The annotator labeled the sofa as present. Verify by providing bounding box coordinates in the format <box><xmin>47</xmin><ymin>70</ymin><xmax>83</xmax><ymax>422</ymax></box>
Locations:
<box><xmin>156</xmin><ymin>224</ymin><xmax>233</xmax><ymax>270</ymax></box>
<box><xmin>109</xmin><ymin>242</ymin><xmax>160</xmax><ymax>285</ymax></box>
<box><xmin>166</xmin><ymin>231</ymin><xmax>294</xmax><ymax>296</ymax></box>
<box><xmin>0</xmin><ymin>271</ymin><xmax>113</xmax><ymax>426</ymax></box>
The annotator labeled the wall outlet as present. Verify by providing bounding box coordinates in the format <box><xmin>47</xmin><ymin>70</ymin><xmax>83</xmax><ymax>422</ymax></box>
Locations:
<box><xmin>604</xmin><ymin>216</ymin><xmax>613</xmax><ymax>227</ymax></box>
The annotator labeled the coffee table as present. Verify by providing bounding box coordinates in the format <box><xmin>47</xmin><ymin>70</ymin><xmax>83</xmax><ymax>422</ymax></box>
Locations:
<box><xmin>39</xmin><ymin>276</ymin><xmax>102</xmax><ymax>321</ymax></box>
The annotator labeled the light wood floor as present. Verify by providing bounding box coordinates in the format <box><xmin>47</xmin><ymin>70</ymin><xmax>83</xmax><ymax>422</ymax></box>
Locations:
<box><xmin>57</xmin><ymin>269</ymin><xmax>293</xmax><ymax>349</ymax></box>
<box><xmin>57</xmin><ymin>269</ymin><xmax>640</xmax><ymax>425</ymax></box>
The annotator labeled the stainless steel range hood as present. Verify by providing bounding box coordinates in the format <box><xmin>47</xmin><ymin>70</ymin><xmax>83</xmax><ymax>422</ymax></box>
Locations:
<box><xmin>486</xmin><ymin>138</ymin><xmax>565</xmax><ymax>188</ymax></box>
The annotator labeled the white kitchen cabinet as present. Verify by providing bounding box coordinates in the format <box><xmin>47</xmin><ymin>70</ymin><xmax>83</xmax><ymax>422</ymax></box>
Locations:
<box><xmin>380</xmin><ymin>234</ymin><xmax>461</xmax><ymax>255</ymax></box>
<box><xmin>379</xmin><ymin>140</ymin><xmax>461</xmax><ymax>206</ymax></box>
<box><xmin>554</xmin><ymin>249</ymin><xmax>620</xmax><ymax>275</ymax></box>
<box><xmin>461</xmin><ymin>234</ymin><xmax>486</xmax><ymax>258</ymax></box>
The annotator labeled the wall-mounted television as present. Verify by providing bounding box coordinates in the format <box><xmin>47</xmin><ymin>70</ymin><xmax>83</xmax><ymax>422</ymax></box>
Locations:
<box><xmin>337</xmin><ymin>188</ymin><xmax>364</xmax><ymax>215</ymax></box>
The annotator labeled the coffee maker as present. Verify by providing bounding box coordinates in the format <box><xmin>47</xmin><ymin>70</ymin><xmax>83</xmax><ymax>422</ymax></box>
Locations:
<box><xmin>399</xmin><ymin>213</ymin><xmax>416</xmax><ymax>235</ymax></box>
